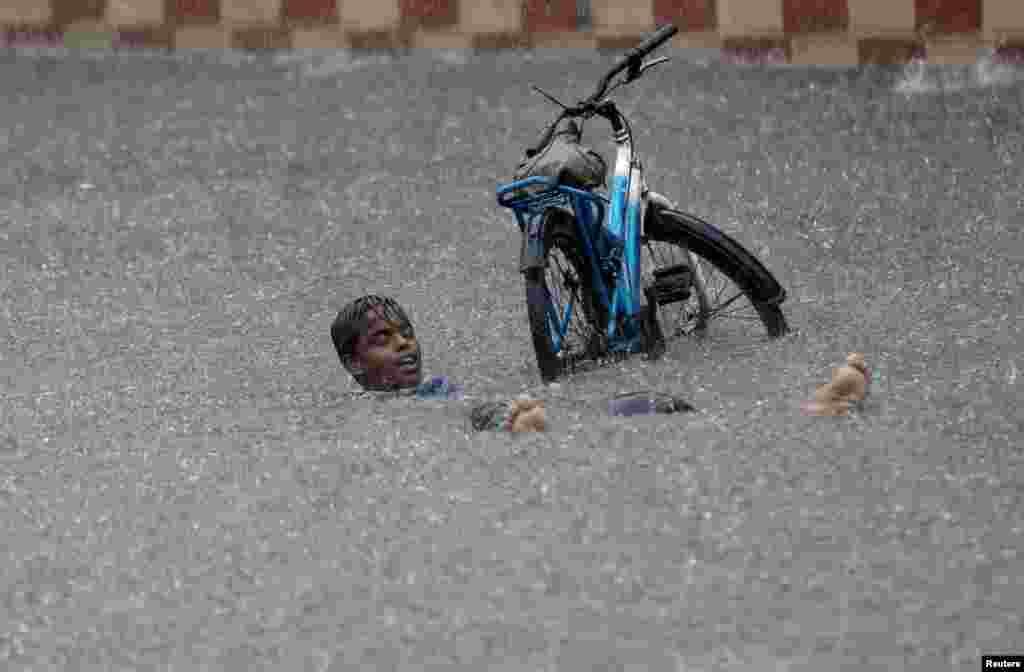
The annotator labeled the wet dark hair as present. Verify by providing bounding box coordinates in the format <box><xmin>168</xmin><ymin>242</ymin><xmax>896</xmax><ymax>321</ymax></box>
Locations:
<box><xmin>330</xmin><ymin>295</ymin><xmax>413</xmax><ymax>385</ymax></box>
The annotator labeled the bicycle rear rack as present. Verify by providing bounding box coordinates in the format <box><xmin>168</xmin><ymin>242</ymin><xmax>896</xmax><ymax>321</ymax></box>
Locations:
<box><xmin>498</xmin><ymin>177</ymin><xmax>608</xmax><ymax>235</ymax></box>
<box><xmin>506</xmin><ymin>186</ymin><xmax>570</xmax><ymax>216</ymax></box>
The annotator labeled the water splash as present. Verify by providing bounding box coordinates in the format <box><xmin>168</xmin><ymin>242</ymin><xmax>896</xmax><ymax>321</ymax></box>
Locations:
<box><xmin>974</xmin><ymin>48</ymin><xmax>1023</xmax><ymax>87</ymax></box>
<box><xmin>894</xmin><ymin>49</ymin><xmax>1024</xmax><ymax>94</ymax></box>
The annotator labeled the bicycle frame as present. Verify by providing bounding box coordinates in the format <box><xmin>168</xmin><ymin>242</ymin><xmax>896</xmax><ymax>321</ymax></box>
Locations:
<box><xmin>606</xmin><ymin>126</ymin><xmax>646</xmax><ymax>349</ymax></box>
<box><xmin>496</xmin><ymin>127</ymin><xmax>649</xmax><ymax>356</ymax></box>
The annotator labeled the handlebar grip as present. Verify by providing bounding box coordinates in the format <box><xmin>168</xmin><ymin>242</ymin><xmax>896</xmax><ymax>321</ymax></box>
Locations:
<box><xmin>599</xmin><ymin>24</ymin><xmax>677</xmax><ymax>97</ymax></box>
<box><xmin>632</xmin><ymin>23</ymin><xmax>678</xmax><ymax>59</ymax></box>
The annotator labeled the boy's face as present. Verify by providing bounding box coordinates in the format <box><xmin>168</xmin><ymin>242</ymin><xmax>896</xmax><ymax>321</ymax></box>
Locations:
<box><xmin>352</xmin><ymin>306</ymin><xmax>422</xmax><ymax>390</ymax></box>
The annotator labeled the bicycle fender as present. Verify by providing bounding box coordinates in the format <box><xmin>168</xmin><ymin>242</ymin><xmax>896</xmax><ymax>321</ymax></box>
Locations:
<box><xmin>646</xmin><ymin>202</ymin><xmax>787</xmax><ymax>306</ymax></box>
<box><xmin>519</xmin><ymin>207</ymin><xmax>575</xmax><ymax>272</ymax></box>
<box><xmin>519</xmin><ymin>210</ymin><xmax>547</xmax><ymax>272</ymax></box>
<box><xmin>646</xmin><ymin>190</ymin><xmax>677</xmax><ymax>213</ymax></box>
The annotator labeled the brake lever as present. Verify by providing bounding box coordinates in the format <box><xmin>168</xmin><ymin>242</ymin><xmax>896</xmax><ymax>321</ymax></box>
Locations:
<box><xmin>623</xmin><ymin>55</ymin><xmax>672</xmax><ymax>85</ymax></box>
<box><xmin>636</xmin><ymin>56</ymin><xmax>670</xmax><ymax>77</ymax></box>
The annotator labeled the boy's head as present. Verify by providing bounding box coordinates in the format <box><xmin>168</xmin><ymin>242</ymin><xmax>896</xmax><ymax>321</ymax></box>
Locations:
<box><xmin>331</xmin><ymin>295</ymin><xmax>422</xmax><ymax>391</ymax></box>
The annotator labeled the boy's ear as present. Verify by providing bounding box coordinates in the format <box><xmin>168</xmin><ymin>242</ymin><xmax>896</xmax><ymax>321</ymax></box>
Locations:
<box><xmin>342</xmin><ymin>351</ymin><xmax>367</xmax><ymax>376</ymax></box>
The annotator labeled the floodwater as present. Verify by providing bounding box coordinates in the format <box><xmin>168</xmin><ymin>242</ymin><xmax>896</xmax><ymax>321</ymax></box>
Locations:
<box><xmin>1</xmin><ymin>47</ymin><xmax>1022</xmax><ymax>670</ymax></box>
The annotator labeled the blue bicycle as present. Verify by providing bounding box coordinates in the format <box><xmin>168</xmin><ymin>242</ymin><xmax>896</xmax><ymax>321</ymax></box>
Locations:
<box><xmin>497</xmin><ymin>24</ymin><xmax>789</xmax><ymax>382</ymax></box>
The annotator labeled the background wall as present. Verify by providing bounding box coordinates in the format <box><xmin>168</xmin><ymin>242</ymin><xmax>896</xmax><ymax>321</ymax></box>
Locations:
<box><xmin>1</xmin><ymin>0</ymin><xmax>1024</xmax><ymax>65</ymax></box>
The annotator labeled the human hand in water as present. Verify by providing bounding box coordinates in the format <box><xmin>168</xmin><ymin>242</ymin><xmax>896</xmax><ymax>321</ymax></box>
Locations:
<box><xmin>801</xmin><ymin>352</ymin><xmax>869</xmax><ymax>416</ymax></box>
<box><xmin>509</xmin><ymin>398</ymin><xmax>547</xmax><ymax>433</ymax></box>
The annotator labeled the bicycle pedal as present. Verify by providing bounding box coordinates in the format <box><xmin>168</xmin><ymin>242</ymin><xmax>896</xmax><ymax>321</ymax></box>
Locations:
<box><xmin>650</xmin><ymin>263</ymin><xmax>692</xmax><ymax>305</ymax></box>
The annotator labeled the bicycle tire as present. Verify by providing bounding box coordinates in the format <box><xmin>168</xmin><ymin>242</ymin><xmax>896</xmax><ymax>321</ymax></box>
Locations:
<box><xmin>524</xmin><ymin>209</ymin><xmax>609</xmax><ymax>382</ymax></box>
<box><xmin>642</xmin><ymin>206</ymin><xmax>789</xmax><ymax>342</ymax></box>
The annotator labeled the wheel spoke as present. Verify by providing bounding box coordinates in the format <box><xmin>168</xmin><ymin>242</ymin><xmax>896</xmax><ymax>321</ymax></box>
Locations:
<box><xmin>640</xmin><ymin>212</ymin><xmax>785</xmax><ymax>344</ymax></box>
<box><xmin>708</xmin><ymin>290</ymin><xmax>745</xmax><ymax>314</ymax></box>
<box><xmin>706</xmin><ymin>310</ymin><xmax>762</xmax><ymax>321</ymax></box>
<box><xmin>544</xmin><ymin>242</ymin><xmax>602</xmax><ymax>360</ymax></box>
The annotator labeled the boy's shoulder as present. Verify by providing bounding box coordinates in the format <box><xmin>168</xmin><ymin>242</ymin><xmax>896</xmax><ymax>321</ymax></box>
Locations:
<box><xmin>414</xmin><ymin>376</ymin><xmax>464</xmax><ymax>400</ymax></box>
<box><xmin>343</xmin><ymin>376</ymin><xmax>464</xmax><ymax>401</ymax></box>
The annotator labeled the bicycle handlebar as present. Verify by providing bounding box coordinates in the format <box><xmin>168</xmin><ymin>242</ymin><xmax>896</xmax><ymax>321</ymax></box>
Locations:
<box><xmin>523</xmin><ymin>24</ymin><xmax>677</xmax><ymax>158</ymax></box>
<box><xmin>593</xmin><ymin>23</ymin><xmax>678</xmax><ymax>103</ymax></box>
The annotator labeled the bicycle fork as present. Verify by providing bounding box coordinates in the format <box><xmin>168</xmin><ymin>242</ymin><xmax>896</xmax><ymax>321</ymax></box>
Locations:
<box><xmin>604</xmin><ymin>139</ymin><xmax>647</xmax><ymax>351</ymax></box>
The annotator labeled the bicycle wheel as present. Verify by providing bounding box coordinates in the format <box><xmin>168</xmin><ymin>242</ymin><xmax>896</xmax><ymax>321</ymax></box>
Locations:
<box><xmin>524</xmin><ymin>209</ymin><xmax>609</xmax><ymax>382</ymax></box>
<box><xmin>640</xmin><ymin>206</ymin><xmax>788</xmax><ymax>348</ymax></box>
